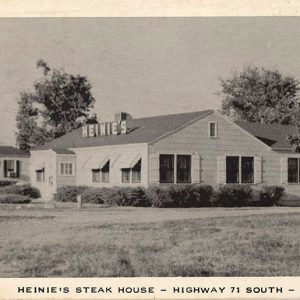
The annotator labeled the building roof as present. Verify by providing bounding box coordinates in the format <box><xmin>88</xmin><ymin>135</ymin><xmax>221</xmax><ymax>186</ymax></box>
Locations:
<box><xmin>0</xmin><ymin>146</ymin><xmax>29</xmax><ymax>156</ymax></box>
<box><xmin>51</xmin><ymin>148</ymin><xmax>76</xmax><ymax>155</ymax></box>
<box><xmin>235</xmin><ymin>121</ymin><xmax>297</xmax><ymax>150</ymax></box>
<box><xmin>34</xmin><ymin>110</ymin><xmax>214</xmax><ymax>151</ymax></box>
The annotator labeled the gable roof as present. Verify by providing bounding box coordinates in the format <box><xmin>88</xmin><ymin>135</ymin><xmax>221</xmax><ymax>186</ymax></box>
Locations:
<box><xmin>0</xmin><ymin>146</ymin><xmax>29</xmax><ymax>156</ymax></box>
<box><xmin>235</xmin><ymin>121</ymin><xmax>297</xmax><ymax>150</ymax></box>
<box><xmin>34</xmin><ymin>110</ymin><xmax>214</xmax><ymax>151</ymax></box>
<box><xmin>51</xmin><ymin>148</ymin><xmax>75</xmax><ymax>155</ymax></box>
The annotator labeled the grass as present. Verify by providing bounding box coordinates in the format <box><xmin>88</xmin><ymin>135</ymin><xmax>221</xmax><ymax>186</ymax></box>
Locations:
<box><xmin>0</xmin><ymin>205</ymin><xmax>299</xmax><ymax>277</ymax></box>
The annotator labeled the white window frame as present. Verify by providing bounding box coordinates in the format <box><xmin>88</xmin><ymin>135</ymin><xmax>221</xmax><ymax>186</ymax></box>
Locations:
<box><xmin>36</xmin><ymin>169</ymin><xmax>45</xmax><ymax>182</ymax></box>
<box><xmin>208</xmin><ymin>122</ymin><xmax>218</xmax><ymax>138</ymax></box>
<box><xmin>60</xmin><ymin>162</ymin><xmax>74</xmax><ymax>176</ymax></box>
<box><xmin>287</xmin><ymin>157</ymin><xmax>300</xmax><ymax>184</ymax></box>
<box><xmin>226</xmin><ymin>155</ymin><xmax>255</xmax><ymax>184</ymax></box>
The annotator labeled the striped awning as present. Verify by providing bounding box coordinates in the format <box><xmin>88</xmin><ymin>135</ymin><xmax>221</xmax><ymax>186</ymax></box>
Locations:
<box><xmin>113</xmin><ymin>153</ymin><xmax>141</xmax><ymax>169</ymax></box>
<box><xmin>83</xmin><ymin>155</ymin><xmax>110</xmax><ymax>169</ymax></box>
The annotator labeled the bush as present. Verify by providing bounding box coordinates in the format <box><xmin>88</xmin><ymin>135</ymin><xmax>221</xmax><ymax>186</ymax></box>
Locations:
<box><xmin>103</xmin><ymin>187</ymin><xmax>150</xmax><ymax>207</ymax></box>
<box><xmin>259</xmin><ymin>186</ymin><xmax>285</xmax><ymax>206</ymax></box>
<box><xmin>212</xmin><ymin>185</ymin><xmax>253</xmax><ymax>207</ymax></box>
<box><xmin>54</xmin><ymin>186</ymin><xmax>89</xmax><ymax>202</ymax></box>
<box><xmin>0</xmin><ymin>194</ymin><xmax>31</xmax><ymax>204</ymax></box>
<box><xmin>0</xmin><ymin>184</ymin><xmax>40</xmax><ymax>198</ymax></box>
<box><xmin>145</xmin><ymin>186</ymin><xmax>175</xmax><ymax>208</ymax></box>
<box><xmin>81</xmin><ymin>188</ymin><xmax>104</xmax><ymax>204</ymax></box>
<box><xmin>0</xmin><ymin>180</ymin><xmax>17</xmax><ymax>187</ymax></box>
<box><xmin>189</xmin><ymin>184</ymin><xmax>214</xmax><ymax>207</ymax></box>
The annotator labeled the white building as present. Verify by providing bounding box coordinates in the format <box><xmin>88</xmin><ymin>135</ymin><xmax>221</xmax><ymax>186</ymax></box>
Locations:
<box><xmin>30</xmin><ymin>110</ymin><xmax>300</xmax><ymax>200</ymax></box>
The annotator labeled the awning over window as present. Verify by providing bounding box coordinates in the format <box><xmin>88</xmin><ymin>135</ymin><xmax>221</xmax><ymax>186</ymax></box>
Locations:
<box><xmin>114</xmin><ymin>153</ymin><xmax>141</xmax><ymax>169</ymax></box>
<box><xmin>83</xmin><ymin>155</ymin><xmax>110</xmax><ymax>169</ymax></box>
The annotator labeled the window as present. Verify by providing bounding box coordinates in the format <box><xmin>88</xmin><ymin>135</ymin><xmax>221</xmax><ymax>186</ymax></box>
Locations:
<box><xmin>7</xmin><ymin>160</ymin><xmax>14</xmax><ymax>171</ymax></box>
<box><xmin>288</xmin><ymin>158</ymin><xmax>299</xmax><ymax>183</ymax></box>
<box><xmin>4</xmin><ymin>160</ymin><xmax>19</xmax><ymax>178</ymax></box>
<box><xmin>101</xmin><ymin>161</ymin><xmax>110</xmax><ymax>182</ymax></box>
<box><xmin>60</xmin><ymin>163</ymin><xmax>74</xmax><ymax>176</ymax></box>
<box><xmin>159</xmin><ymin>155</ymin><xmax>174</xmax><ymax>183</ymax></box>
<box><xmin>226</xmin><ymin>156</ymin><xmax>254</xmax><ymax>184</ymax></box>
<box><xmin>122</xmin><ymin>168</ymin><xmax>130</xmax><ymax>183</ymax></box>
<box><xmin>177</xmin><ymin>155</ymin><xmax>191</xmax><ymax>183</ymax></box>
<box><xmin>241</xmin><ymin>157</ymin><xmax>254</xmax><ymax>183</ymax></box>
<box><xmin>226</xmin><ymin>156</ymin><xmax>239</xmax><ymax>183</ymax></box>
<box><xmin>36</xmin><ymin>169</ymin><xmax>45</xmax><ymax>182</ymax></box>
<box><xmin>209</xmin><ymin>122</ymin><xmax>217</xmax><ymax>138</ymax></box>
<box><xmin>132</xmin><ymin>159</ymin><xmax>141</xmax><ymax>183</ymax></box>
<box><xmin>92</xmin><ymin>169</ymin><xmax>100</xmax><ymax>182</ymax></box>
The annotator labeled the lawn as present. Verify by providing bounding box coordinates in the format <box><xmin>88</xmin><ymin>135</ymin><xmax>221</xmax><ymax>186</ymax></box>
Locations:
<box><xmin>0</xmin><ymin>204</ymin><xmax>299</xmax><ymax>277</ymax></box>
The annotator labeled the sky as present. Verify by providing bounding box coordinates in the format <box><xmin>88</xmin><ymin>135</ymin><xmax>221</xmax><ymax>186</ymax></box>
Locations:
<box><xmin>1</xmin><ymin>17</ymin><xmax>300</xmax><ymax>146</ymax></box>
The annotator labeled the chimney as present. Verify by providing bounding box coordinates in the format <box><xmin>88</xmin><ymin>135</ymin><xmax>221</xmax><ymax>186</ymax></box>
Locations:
<box><xmin>114</xmin><ymin>112</ymin><xmax>133</xmax><ymax>121</ymax></box>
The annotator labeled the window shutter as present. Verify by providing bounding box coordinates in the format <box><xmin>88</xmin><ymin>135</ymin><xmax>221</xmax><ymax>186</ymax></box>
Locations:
<box><xmin>280</xmin><ymin>157</ymin><xmax>288</xmax><ymax>184</ymax></box>
<box><xmin>254</xmin><ymin>156</ymin><xmax>262</xmax><ymax>184</ymax></box>
<box><xmin>150</xmin><ymin>154</ymin><xmax>159</xmax><ymax>184</ymax></box>
<box><xmin>217</xmin><ymin>156</ymin><xmax>226</xmax><ymax>184</ymax></box>
<box><xmin>3</xmin><ymin>160</ymin><xmax>7</xmax><ymax>178</ymax></box>
<box><xmin>16</xmin><ymin>160</ymin><xmax>20</xmax><ymax>178</ymax></box>
<box><xmin>191</xmin><ymin>154</ymin><xmax>201</xmax><ymax>183</ymax></box>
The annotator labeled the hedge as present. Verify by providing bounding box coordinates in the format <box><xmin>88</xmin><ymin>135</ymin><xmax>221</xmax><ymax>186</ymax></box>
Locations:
<box><xmin>0</xmin><ymin>194</ymin><xmax>31</xmax><ymax>204</ymax></box>
<box><xmin>0</xmin><ymin>184</ymin><xmax>40</xmax><ymax>198</ymax></box>
<box><xmin>259</xmin><ymin>186</ymin><xmax>285</xmax><ymax>206</ymax></box>
<box><xmin>211</xmin><ymin>185</ymin><xmax>253</xmax><ymax>207</ymax></box>
<box><xmin>52</xmin><ymin>184</ymin><xmax>285</xmax><ymax>207</ymax></box>
<box><xmin>0</xmin><ymin>180</ymin><xmax>17</xmax><ymax>187</ymax></box>
<box><xmin>53</xmin><ymin>186</ymin><xmax>89</xmax><ymax>202</ymax></box>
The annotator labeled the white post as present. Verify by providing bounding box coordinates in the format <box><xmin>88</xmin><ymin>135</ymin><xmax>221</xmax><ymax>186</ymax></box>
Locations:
<box><xmin>77</xmin><ymin>194</ymin><xmax>82</xmax><ymax>208</ymax></box>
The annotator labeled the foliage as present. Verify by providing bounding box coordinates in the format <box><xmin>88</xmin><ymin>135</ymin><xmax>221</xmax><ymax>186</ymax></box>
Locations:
<box><xmin>0</xmin><ymin>184</ymin><xmax>40</xmax><ymax>198</ymax></box>
<box><xmin>259</xmin><ymin>186</ymin><xmax>285</xmax><ymax>206</ymax></box>
<box><xmin>219</xmin><ymin>66</ymin><xmax>300</xmax><ymax>124</ymax></box>
<box><xmin>211</xmin><ymin>185</ymin><xmax>253</xmax><ymax>207</ymax></box>
<box><xmin>189</xmin><ymin>184</ymin><xmax>214</xmax><ymax>207</ymax></box>
<box><xmin>81</xmin><ymin>188</ymin><xmax>104</xmax><ymax>204</ymax></box>
<box><xmin>102</xmin><ymin>187</ymin><xmax>150</xmax><ymax>207</ymax></box>
<box><xmin>16</xmin><ymin>60</ymin><xmax>96</xmax><ymax>151</ymax></box>
<box><xmin>145</xmin><ymin>186</ymin><xmax>175</xmax><ymax>208</ymax></box>
<box><xmin>55</xmin><ymin>186</ymin><xmax>150</xmax><ymax>206</ymax></box>
<box><xmin>0</xmin><ymin>194</ymin><xmax>31</xmax><ymax>204</ymax></box>
<box><xmin>53</xmin><ymin>186</ymin><xmax>89</xmax><ymax>202</ymax></box>
<box><xmin>0</xmin><ymin>181</ymin><xmax>17</xmax><ymax>187</ymax></box>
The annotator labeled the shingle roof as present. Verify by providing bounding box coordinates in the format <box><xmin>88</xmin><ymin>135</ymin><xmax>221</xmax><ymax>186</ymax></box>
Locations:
<box><xmin>35</xmin><ymin>110</ymin><xmax>214</xmax><ymax>151</ymax></box>
<box><xmin>51</xmin><ymin>149</ymin><xmax>76</xmax><ymax>154</ymax></box>
<box><xmin>235</xmin><ymin>121</ymin><xmax>297</xmax><ymax>150</ymax></box>
<box><xmin>0</xmin><ymin>146</ymin><xmax>29</xmax><ymax>156</ymax></box>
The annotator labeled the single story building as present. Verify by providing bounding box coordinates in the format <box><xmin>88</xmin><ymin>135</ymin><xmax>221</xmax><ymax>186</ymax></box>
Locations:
<box><xmin>0</xmin><ymin>146</ymin><xmax>30</xmax><ymax>182</ymax></box>
<box><xmin>30</xmin><ymin>110</ymin><xmax>300</xmax><ymax>200</ymax></box>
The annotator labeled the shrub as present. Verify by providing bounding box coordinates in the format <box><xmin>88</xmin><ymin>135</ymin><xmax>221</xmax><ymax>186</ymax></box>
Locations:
<box><xmin>259</xmin><ymin>186</ymin><xmax>285</xmax><ymax>206</ymax></box>
<box><xmin>81</xmin><ymin>188</ymin><xmax>104</xmax><ymax>204</ymax></box>
<box><xmin>0</xmin><ymin>184</ymin><xmax>40</xmax><ymax>198</ymax></box>
<box><xmin>103</xmin><ymin>187</ymin><xmax>150</xmax><ymax>207</ymax></box>
<box><xmin>145</xmin><ymin>186</ymin><xmax>175</xmax><ymax>208</ymax></box>
<box><xmin>0</xmin><ymin>194</ymin><xmax>31</xmax><ymax>204</ymax></box>
<box><xmin>212</xmin><ymin>185</ymin><xmax>253</xmax><ymax>207</ymax></box>
<box><xmin>189</xmin><ymin>184</ymin><xmax>214</xmax><ymax>207</ymax></box>
<box><xmin>54</xmin><ymin>186</ymin><xmax>89</xmax><ymax>202</ymax></box>
<box><xmin>0</xmin><ymin>180</ymin><xmax>17</xmax><ymax>187</ymax></box>
<box><xmin>146</xmin><ymin>185</ymin><xmax>214</xmax><ymax>208</ymax></box>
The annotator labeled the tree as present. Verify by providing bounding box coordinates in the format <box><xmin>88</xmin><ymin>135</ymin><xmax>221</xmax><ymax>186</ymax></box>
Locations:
<box><xmin>218</xmin><ymin>66</ymin><xmax>300</xmax><ymax>124</ymax></box>
<box><xmin>16</xmin><ymin>60</ymin><xmax>96</xmax><ymax>151</ymax></box>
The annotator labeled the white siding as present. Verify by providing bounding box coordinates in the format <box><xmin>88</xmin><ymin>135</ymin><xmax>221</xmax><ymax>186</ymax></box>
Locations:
<box><xmin>149</xmin><ymin>113</ymin><xmax>290</xmax><ymax>191</ymax></box>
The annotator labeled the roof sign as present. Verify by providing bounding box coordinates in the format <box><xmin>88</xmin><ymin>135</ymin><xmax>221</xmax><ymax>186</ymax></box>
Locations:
<box><xmin>82</xmin><ymin>120</ymin><xmax>127</xmax><ymax>138</ymax></box>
